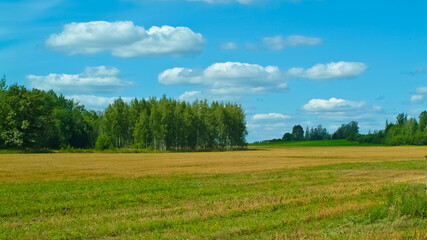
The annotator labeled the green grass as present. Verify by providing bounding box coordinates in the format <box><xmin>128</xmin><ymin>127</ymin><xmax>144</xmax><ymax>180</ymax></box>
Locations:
<box><xmin>250</xmin><ymin>139</ymin><xmax>384</xmax><ymax>147</ymax></box>
<box><xmin>0</xmin><ymin>149</ymin><xmax>52</xmax><ymax>154</ymax></box>
<box><xmin>308</xmin><ymin>160</ymin><xmax>426</xmax><ymax>171</ymax></box>
<box><xmin>0</xmin><ymin>148</ymin><xmax>163</xmax><ymax>154</ymax></box>
<box><xmin>1</xmin><ymin>160</ymin><xmax>426</xmax><ymax>239</ymax></box>
<box><xmin>0</xmin><ymin>149</ymin><xmax>24</xmax><ymax>154</ymax></box>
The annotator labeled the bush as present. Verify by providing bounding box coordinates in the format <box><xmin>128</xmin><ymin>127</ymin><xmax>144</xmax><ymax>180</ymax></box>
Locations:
<box><xmin>95</xmin><ymin>135</ymin><xmax>113</xmax><ymax>150</ymax></box>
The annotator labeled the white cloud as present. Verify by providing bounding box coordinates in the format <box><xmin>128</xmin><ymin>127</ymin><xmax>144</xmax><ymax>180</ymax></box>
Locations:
<box><xmin>220</xmin><ymin>42</ymin><xmax>238</xmax><ymax>50</ymax></box>
<box><xmin>178</xmin><ymin>90</ymin><xmax>241</xmax><ymax>102</ymax></box>
<box><xmin>253</xmin><ymin>113</ymin><xmax>291</xmax><ymax>121</ymax></box>
<box><xmin>246</xmin><ymin>120</ymin><xmax>289</xmax><ymax>142</ymax></box>
<box><xmin>247</xmin><ymin>98</ymin><xmax>383</xmax><ymax>142</ymax></box>
<box><xmin>410</xmin><ymin>95</ymin><xmax>424</xmax><ymax>103</ymax></box>
<box><xmin>178</xmin><ymin>91</ymin><xmax>202</xmax><ymax>101</ymax></box>
<box><xmin>27</xmin><ymin>66</ymin><xmax>133</xmax><ymax>94</ymax></box>
<box><xmin>243</xmin><ymin>111</ymin><xmax>292</xmax><ymax>142</ymax></box>
<box><xmin>46</xmin><ymin>21</ymin><xmax>205</xmax><ymax>58</ymax></box>
<box><xmin>303</xmin><ymin>98</ymin><xmax>365</xmax><ymax>112</ymax></box>
<box><xmin>161</xmin><ymin>61</ymin><xmax>367</xmax><ymax>100</ymax></box>
<box><xmin>66</xmin><ymin>95</ymin><xmax>134</xmax><ymax>110</ymax></box>
<box><xmin>302</xmin><ymin>97</ymin><xmax>381</xmax><ymax>121</ymax></box>
<box><xmin>262</xmin><ymin>35</ymin><xmax>322</xmax><ymax>50</ymax></box>
<box><xmin>287</xmin><ymin>61</ymin><xmax>367</xmax><ymax>81</ymax></box>
<box><xmin>159</xmin><ymin>62</ymin><xmax>288</xmax><ymax>96</ymax></box>
<box><xmin>410</xmin><ymin>87</ymin><xmax>427</xmax><ymax>103</ymax></box>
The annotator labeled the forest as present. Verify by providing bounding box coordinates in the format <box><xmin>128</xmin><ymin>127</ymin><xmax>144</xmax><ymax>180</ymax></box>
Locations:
<box><xmin>0</xmin><ymin>76</ymin><xmax>247</xmax><ymax>151</ymax></box>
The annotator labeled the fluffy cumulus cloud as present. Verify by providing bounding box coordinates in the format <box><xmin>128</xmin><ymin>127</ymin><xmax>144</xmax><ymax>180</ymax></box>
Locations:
<box><xmin>162</xmin><ymin>61</ymin><xmax>368</xmax><ymax>100</ymax></box>
<box><xmin>287</xmin><ymin>61</ymin><xmax>367</xmax><ymax>81</ymax></box>
<box><xmin>66</xmin><ymin>95</ymin><xmax>134</xmax><ymax>110</ymax></box>
<box><xmin>303</xmin><ymin>97</ymin><xmax>381</xmax><ymax>121</ymax></box>
<box><xmin>46</xmin><ymin>21</ymin><xmax>205</xmax><ymax>58</ymax></box>
<box><xmin>262</xmin><ymin>35</ymin><xmax>322</xmax><ymax>50</ymax></box>
<box><xmin>410</xmin><ymin>87</ymin><xmax>427</xmax><ymax>103</ymax></box>
<box><xmin>159</xmin><ymin>62</ymin><xmax>288</xmax><ymax>96</ymax></box>
<box><xmin>27</xmin><ymin>66</ymin><xmax>133</xmax><ymax>94</ymax></box>
<box><xmin>303</xmin><ymin>98</ymin><xmax>365</xmax><ymax>112</ymax></box>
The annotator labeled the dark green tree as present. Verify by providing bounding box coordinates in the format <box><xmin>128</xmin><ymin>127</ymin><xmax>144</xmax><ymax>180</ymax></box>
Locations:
<box><xmin>308</xmin><ymin>125</ymin><xmax>330</xmax><ymax>140</ymax></box>
<box><xmin>418</xmin><ymin>111</ymin><xmax>427</xmax><ymax>132</ymax></box>
<box><xmin>332</xmin><ymin>121</ymin><xmax>359</xmax><ymax>140</ymax></box>
<box><xmin>292</xmin><ymin>125</ymin><xmax>304</xmax><ymax>141</ymax></box>
<box><xmin>282</xmin><ymin>133</ymin><xmax>294</xmax><ymax>141</ymax></box>
<box><xmin>134</xmin><ymin>108</ymin><xmax>151</xmax><ymax>149</ymax></box>
<box><xmin>304</xmin><ymin>126</ymin><xmax>309</xmax><ymax>140</ymax></box>
<box><xmin>102</xmin><ymin>98</ymin><xmax>131</xmax><ymax>148</ymax></box>
<box><xmin>396</xmin><ymin>113</ymin><xmax>408</xmax><ymax>125</ymax></box>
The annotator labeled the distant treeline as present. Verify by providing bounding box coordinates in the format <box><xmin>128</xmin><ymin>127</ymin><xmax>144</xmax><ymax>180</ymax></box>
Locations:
<box><xmin>257</xmin><ymin>124</ymin><xmax>338</xmax><ymax>143</ymax></box>
<box><xmin>356</xmin><ymin>112</ymin><xmax>427</xmax><ymax>145</ymax></box>
<box><xmin>258</xmin><ymin>113</ymin><xmax>427</xmax><ymax>146</ymax></box>
<box><xmin>0</xmin><ymin>76</ymin><xmax>247</xmax><ymax>151</ymax></box>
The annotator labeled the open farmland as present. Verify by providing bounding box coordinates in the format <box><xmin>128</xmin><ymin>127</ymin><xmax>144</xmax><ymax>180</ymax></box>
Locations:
<box><xmin>1</xmin><ymin>146</ymin><xmax>427</xmax><ymax>239</ymax></box>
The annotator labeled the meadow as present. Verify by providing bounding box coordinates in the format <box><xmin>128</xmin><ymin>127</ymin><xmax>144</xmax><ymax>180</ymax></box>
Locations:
<box><xmin>1</xmin><ymin>146</ymin><xmax>426</xmax><ymax>239</ymax></box>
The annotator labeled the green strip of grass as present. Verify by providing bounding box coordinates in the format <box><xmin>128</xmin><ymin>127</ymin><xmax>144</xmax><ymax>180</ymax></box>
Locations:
<box><xmin>308</xmin><ymin>160</ymin><xmax>426</xmax><ymax>171</ymax></box>
<box><xmin>250</xmin><ymin>139</ymin><xmax>384</xmax><ymax>147</ymax></box>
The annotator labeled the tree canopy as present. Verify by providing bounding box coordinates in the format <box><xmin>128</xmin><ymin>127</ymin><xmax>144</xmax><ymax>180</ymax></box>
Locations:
<box><xmin>0</xmin><ymin>77</ymin><xmax>247</xmax><ymax>151</ymax></box>
<box><xmin>332</xmin><ymin>121</ymin><xmax>359</xmax><ymax>140</ymax></box>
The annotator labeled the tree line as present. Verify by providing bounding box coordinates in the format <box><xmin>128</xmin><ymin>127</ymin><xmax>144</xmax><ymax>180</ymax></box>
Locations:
<box><xmin>0</xmin><ymin>76</ymin><xmax>247</xmax><ymax>151</ymax></box>
<box><xmin>356</xmin><ymin>112</ymin><xmax>427</xmax><ymax>145</ymax></box>
<box><xmin>260</xmin><ymin>123</ymin><xmax>354</xmax><ymax>143</ymax></box>
<box><xmin>259</xmin><ymin>112</ymin><xmax>427</xmax><ymax>146</ymax></box>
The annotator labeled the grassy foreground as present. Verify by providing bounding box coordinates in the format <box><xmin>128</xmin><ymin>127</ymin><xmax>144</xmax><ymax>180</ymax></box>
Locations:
<box><xmin>1</xmin><ymin>146</ymin><xmax>426</xmax><ymax>239</ymax></box>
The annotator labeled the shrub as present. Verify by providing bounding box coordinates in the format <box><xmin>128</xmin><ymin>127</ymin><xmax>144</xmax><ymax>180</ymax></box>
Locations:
<box><xmin>95</xmin><ymin>135</ymin><xmax>113</xmax><ymax>150</ymax></box>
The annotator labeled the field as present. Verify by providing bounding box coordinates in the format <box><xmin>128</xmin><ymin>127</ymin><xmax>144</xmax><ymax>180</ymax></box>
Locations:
<box><xmin>1</xmin><ymin>146</ymin><xmax>427</xmax><ymax>239</ymax></box>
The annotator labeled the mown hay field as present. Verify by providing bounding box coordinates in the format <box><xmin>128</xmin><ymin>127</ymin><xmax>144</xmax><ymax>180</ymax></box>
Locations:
<box><xmin>1</xmin><ymin>146</ymin><xmax>427</xmax><ymax>239</ymax></box>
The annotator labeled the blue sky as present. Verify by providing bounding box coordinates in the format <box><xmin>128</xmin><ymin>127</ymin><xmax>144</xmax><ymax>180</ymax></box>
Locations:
<box><xmin>1</xmin><ymin>0</ymin><xmax>426</xmax><ymax>142</ymax></box>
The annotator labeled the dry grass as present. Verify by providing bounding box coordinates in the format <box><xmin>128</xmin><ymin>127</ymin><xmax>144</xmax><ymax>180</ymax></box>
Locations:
<box><xmin>1</xmin><ymin>146</ymin><xmax>426</xmax><ymax>182</ymax></box>
<box><xmin>1</xmin><ymin>146</ymin><xmax>426</xmax><ymax>239</ymax></box>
